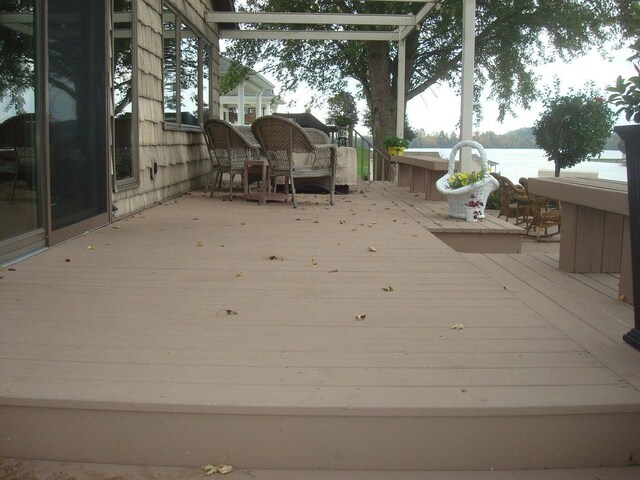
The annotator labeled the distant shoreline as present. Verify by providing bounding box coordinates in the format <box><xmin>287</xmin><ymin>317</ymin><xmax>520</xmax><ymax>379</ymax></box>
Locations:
<box><xmin>588</xmin><ymin>158</ymin><xmax>625</xmax><ymax>164</ymax></box>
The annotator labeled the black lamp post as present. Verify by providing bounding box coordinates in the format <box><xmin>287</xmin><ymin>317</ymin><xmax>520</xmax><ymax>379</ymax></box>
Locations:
<box><xmin>615</xmin><ymin>125</ymin><xmax>640</xmax><ymax>351</ymax></box>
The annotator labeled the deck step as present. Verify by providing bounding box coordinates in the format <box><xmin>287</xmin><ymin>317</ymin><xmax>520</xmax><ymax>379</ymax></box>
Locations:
<box><xmin>2</xmin><ymin>401</ymin><xmax>640</xmax><ymax>470</ymax></box>
<box><xmin>2</xmin><ymin>458</ymin><xmax>640</xmax><ymax>480</ymax></box>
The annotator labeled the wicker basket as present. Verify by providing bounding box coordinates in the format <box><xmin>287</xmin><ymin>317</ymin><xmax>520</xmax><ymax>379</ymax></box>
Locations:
<box><xmin>435</xmin><ymin>140</ymin><xmax>499</xmax><ymax>219</ymax></box>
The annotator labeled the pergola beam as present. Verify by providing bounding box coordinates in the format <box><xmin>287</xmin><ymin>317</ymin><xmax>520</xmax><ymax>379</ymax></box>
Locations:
<box><xmin>208</xmin><ymin>12</ymin><xmax>415</xmax><ymax>27</ymax></box>
<box><xmin>220</xmin><ymin>29</ymin><xmax>399</xmax><ymax>41</ymax></box>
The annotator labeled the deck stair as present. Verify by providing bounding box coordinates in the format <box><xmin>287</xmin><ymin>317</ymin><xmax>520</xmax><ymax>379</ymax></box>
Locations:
<box><xmin>372</xmin><ymin>181</ymin><xmax>524</xmax><ymax>253</ymax></box>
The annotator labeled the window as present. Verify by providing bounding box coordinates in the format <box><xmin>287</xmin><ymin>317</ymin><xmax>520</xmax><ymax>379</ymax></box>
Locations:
<box><xmin>113</xmin><ymin>0</ymin><xmax>137</xmax><ymax>185</ymax></box>
<box><xmin>162</xmin><ymin>2</ymin><xmax>211</xmax><ymax>128</ymax></box>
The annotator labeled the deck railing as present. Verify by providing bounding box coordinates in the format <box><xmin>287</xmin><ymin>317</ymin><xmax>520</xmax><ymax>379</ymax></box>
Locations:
<box><xmin>348</xmin><ymin>129</ymin><xmax>394</xmax><ymax>182</ymax></box>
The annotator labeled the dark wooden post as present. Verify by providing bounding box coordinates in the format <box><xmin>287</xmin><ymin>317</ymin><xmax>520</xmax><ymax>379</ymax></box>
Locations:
<box><xmin>615</xmin><ymin>125</ymin><xmax>640</xmax><ymax>350</ymax></box>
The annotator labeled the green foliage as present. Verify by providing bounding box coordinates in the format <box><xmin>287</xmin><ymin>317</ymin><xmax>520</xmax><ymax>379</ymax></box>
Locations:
<box><xmin>532</xmin><ymin>88</ymin><xmax>615</xmax><ymax>172</ymax></box>
<box><xmin>383</xmin><ymin>136</ymin><xmax>409</xmax><ymax>148</ymax></box>
<box><xmin>606</xmin><ymin>1</ymin><xmax>640</xmax><ymax>123</ymax></box>
<box><xmin>326</xmin><ymin>91</ymin><xmax>358</xmax><ymax>127</ymax></box>
<box><xmin>219</xmin><ymin>60</ymin><xmax>251</xmax><ymax>95</ymax></box>
<box><xmin>446</xmin><ymin>169</ymin><xmax>490</xmax><ymax>190</ymax></box>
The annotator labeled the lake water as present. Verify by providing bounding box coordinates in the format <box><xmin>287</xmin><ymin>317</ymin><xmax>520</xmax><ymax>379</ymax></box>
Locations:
<box><xmin>406</xmin><ymin>148</ymin><xmax>627</xmax><ymax>182</ymax></box>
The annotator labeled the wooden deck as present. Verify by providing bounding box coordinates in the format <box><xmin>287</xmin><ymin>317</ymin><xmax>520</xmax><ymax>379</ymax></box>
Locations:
<box><xmin>1</xmin><ymin>181</ymin><xmax>640</xmax><ymax>473</ymax></box>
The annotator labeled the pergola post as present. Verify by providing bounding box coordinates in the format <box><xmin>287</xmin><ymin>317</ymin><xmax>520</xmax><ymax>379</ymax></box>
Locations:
<box><xmin>460</xmin><ymin>0</ymin><xmax>476</xmax><ymax>171</ymax></box>
<box><xmin>396</xmin><ymin>37</ymin><xmax>406</xmax><ymax>137</ymax></box>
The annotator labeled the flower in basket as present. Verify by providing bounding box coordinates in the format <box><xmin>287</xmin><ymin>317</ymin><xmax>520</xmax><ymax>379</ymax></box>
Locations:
<box><xmin>446</xmin><ymin>168</ymin><xmax>490</xmax><ymax>190</ymax></box>
<box><xmin>464</xmin><ymin>194</ymin><xmax>484</xmax><ymax>220</ymax></box>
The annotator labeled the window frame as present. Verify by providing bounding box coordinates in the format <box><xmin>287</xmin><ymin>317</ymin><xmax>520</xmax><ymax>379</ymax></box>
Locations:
<box><xmin>162</xmin><ymin>2</ymin><xmax>212</xmax><ymax>131</ymax></box>
<box><xmin>112</xmin><ymin>0</ymin><xmax>139</xmax><ymax>189</ymax></box>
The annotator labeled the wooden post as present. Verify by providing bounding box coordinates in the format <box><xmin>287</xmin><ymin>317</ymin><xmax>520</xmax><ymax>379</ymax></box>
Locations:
<box><xmin>459</xmin><ymin>0</ymin><xmax>476</xmax><ymax>172</ymax></box>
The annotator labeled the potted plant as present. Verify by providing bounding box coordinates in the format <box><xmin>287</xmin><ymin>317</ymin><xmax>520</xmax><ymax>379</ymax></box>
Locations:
<box><xmin>464</xmin><ymin>194</ymin><xmax>484</xmax><ymax>222</ymax></box>
<box><xmin>607</xmin><ymin>0</ymin><xmax>640</xmax><ymax>350</ymax></box>
<box><xmin>435</xmin><ymin>140</ymin><xmax>498</xmax><ymax>219</ymax></box>
<box><xmin>383</xmin><ymin>135</ymin><xmax>410</xmax><ymax>156</ymax></box>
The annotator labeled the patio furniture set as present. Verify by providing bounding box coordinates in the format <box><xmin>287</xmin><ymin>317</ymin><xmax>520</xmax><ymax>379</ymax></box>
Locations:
<box><xmin>203</xmin><ymin>116</ymin><xmax>353</xmax><ymax>208</ymax></box>
<box><xmin>492</xmin><ymin>172</ymin><xmax>563</xmax><ymax>241</ymax></box>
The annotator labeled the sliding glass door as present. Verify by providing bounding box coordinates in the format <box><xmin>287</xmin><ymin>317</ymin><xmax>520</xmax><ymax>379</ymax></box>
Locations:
<box><xmin>48</xmin><ymin>0</ymin><xmax>109</xmax><ymax>241</ymax></box>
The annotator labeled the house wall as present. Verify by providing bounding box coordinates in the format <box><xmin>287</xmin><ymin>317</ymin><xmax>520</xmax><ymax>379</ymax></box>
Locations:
<box><xmin>113</xmin><ymin>0</ymin><xmax>220</xmax><ymax>216</ymax></box>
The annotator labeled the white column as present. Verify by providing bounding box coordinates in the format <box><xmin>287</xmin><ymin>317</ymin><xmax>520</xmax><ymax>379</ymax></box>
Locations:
<box><xmin>256</xmin><ymin>91</ymin><xmax>263</xmax><ymax>119</ymax></box>
<box><xmin>396</xmin><ymin>37</ymin><xmax>406</xmax><ymax>137</ymax></box>
<box><xmin>238</xmin><ymin>83</ymin><xmax>245</xmax><ymax>125</ymax></box>
<box><xmin>265</xmin><ymin>101</ymin><xmax>272</xmax><ymax>115</ymax></box>
<box><xmin>460</xmin><ymin>0</ymin><xmax>476</xmax><ymax>172</ymax></box>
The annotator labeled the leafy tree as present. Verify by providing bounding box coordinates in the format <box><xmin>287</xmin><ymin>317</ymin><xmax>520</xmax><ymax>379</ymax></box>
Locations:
<box><xmin>220</xmin><ymin>59</ymin><xmax>251</xmax><ymax>95</ymax></box>
<box><xmin>326</xmin><ymin>91</ymin><xmax>358</xmax><ymax>128</ymax></box>
<box><xmin>225</xmin><ymin>0</ymin><xmax>627</xmax><ymax>179</ymax></box>
<box><xmin>532</xmin><ymin>88</ymin><xmax>615</xmax><ymax>176</ymax></box>
<box><xmin>607</xmin><ymin>1</ymin><xmax>640</xmax><ymax>124</ymax></box>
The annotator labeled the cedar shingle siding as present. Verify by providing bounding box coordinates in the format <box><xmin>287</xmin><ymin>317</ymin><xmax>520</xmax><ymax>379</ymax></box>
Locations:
<box><xmin>114</xmin><ymin>0</ymin><xmax>220</xmax><ymax>216</ymax></box>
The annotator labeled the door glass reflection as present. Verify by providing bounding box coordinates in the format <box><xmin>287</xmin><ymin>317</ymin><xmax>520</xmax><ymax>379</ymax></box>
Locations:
<box><xmin>0</xmin><ymin>0</ymin><xmax>40</xmax><ymax>243</ymax></box>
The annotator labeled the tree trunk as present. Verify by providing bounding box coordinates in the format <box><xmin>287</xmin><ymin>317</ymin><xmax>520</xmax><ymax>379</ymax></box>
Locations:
<box><xmin>367</xmin><ymin>41</ymin><xmax>396</xmax><ymax>181</ymax></box>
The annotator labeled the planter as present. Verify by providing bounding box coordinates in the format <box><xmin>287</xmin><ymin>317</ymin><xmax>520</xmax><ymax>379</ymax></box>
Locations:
<box><xmin>615</xmin><ymin>124</ymin><xmax>640</xmax><ymax>351</ymax></box>
<box><xmin>387</xmin><ymin>146</ymin><xmax>406</xmax><ymax>156</ymax></box>
<box><xmin>435</xmin><ymin>140</ymin><xmax>498</xmax><ymax>219</ymax></box>
<box><xmin>465</xmin><ymin>206</ymin><xmax>478</xmax><ymax>222</ymax></box>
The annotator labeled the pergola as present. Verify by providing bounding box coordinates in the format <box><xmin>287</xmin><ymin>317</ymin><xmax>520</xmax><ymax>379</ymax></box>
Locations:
<box><xmin>206</xmin><ymin>0</ymin><xmax>478</xmax><ymax>170</ymax></box>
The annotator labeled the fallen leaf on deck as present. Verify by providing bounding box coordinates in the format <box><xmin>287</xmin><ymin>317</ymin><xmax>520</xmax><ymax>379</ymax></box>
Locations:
<box><xmin>192</xmin><ymin>217</ymin><xmax>198</xmax><ymax>221</ymax></box>
<box><xmin>451</xmin><ymin>323</ymin><xmax>464</xmax><ymax>330</ymax></box>
<box><xmin>352</xmin><ymin>227</ymin><xmax>357</xmax><ymax>231</ymax></box>
<box><xmin>368</xmin><ymin>246</ymin><xmax>377</xmax><ymax>252</ymax></box>
<box><xmin>355</xmin><ymin>313</ymin><xmax>367</xmax><ymax>321</ymax></box>
<box><xmin>313</xmin><ymin>220</ymin><xmax>319</xmax><ymax>224</ymax></box>
<box><xmin>382</xmin><ymin>285</ymin><xmax>394</xmax><ymax>292</ymax></box>
<box><xmin>340</xmin><ymin>220</ymin><xmax>346</xmax><ymax>224</ymax></box>
<box><xmin>8</xmin><ymin>267</ymin><xmax>15</xmax><ymax>271</ymax></box>
<box><xmin>196</xmin><ymin>241</ymin><xmax>203</xmax><ymax>247</ymax></box>
<box><xmin>329</xmin><ymin>269</ymin><xmax>339</xmax><ymax>273</ymax></box>
<box><xmin>113</xmin><ymin>225</ymin><xmax>122</xmax><ymax>229</ymax></box>
<box><xmin>235</xmin><ymin>272</ymin><xmax>243</xmax><ymax>277</ymax></box>
<box><xmin>311</xmin><ymin>257</ymin><xmax>318</xmax><ymax>266</ymax></box>
<box><xmin>240</xmin><ymin>222</ymin><xmax>246</xmax><ymax>225</ymax></box>
<box><xmin>201</xmin><ymin>464</ymin><xmax>233</xmax><ymax>476</ymax></box>
<box><xmin>65</xmin><ymin>259</ymin><xmax>71</xmax><ymax>263</ymax></box>
<box><xmin>619</xmin><ymin>294</ymin><xmax>626</xmax><ymax>302</ymax></box>
<box><xmin>85</xmin><ymin>245</ymin><xmax>95</xmax><ymax>250</ymax></box>
<box><xmin>202</xmin><ymin>465</ymin><xmax>218</xmax><ymax>475</ymax></box>
<box><xmin>217</xmin><ymin>309</ymin><xmax>238</xmax><ymax>316</ymax></box>
<box><xmin>218</xmin><ymin>465</ymin><xmax>234</xmax><ymax>475</ymax></box>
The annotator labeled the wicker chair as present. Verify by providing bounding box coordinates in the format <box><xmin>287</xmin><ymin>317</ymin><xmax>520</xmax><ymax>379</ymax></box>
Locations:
<box><xmin>492</xmin><ymin>173</ymin><xmax>529</xmax><ymax>225</ymax></box>
<box><xmin>519</xmin><ymin>177</ymin><xmax>562</xmax><ymax>241</ymax></box>
<box><xmin>251</xmin><ymin>116</ymin><xmax>337</xmax><ymax>208</ymax></box>
<box><xmin>203</xmin><ymin>118</ymin><xmax>262</xmax><ymax>200</ymax></box>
